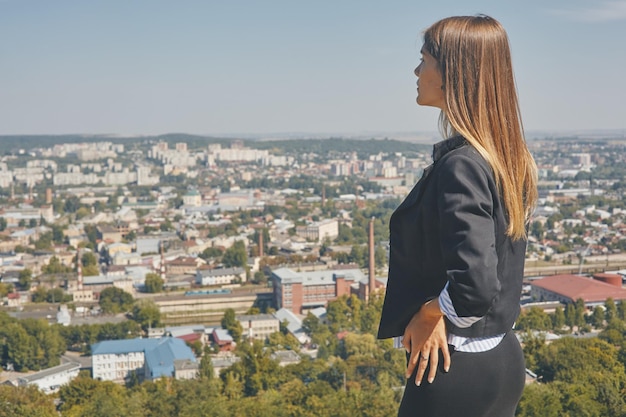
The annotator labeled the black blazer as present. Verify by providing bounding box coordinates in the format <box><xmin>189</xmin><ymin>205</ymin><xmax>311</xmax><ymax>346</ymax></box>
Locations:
<box><xmin>377</xmin><ymin>137</ymin><xmax>527</xmax><ymax>339</ymax></box>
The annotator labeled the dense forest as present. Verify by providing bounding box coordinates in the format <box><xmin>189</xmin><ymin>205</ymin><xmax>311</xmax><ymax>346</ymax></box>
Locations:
<box><xmin>5</xmin><ymin>296</ymin><xmax>626</xmax><ymax>416</ymax></box>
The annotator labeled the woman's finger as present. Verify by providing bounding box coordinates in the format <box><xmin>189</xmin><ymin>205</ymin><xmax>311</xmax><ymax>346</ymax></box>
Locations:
<box><xmin>441</xmin><ymin>342</ymin><xmax>451</xmax><ymax>373</ymax></box>
<box><xmin>405</xmin><ymin>345</ymin><xmax>420</xmax><ymax>378</ymax></box>
<box><xmin>414</xmin><ymin>352</ymin><xmax>430</xmax><ymax>386</ymax></box>
<box><xmin>427</xmin><ymin>348</ymin><xmax>439</xmax><ymax>383</ymax></box>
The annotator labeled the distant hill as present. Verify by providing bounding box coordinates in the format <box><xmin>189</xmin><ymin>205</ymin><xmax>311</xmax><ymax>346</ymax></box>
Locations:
<box><xmin>0</xmin><ymin>134</ymin><xmax>431</xmax><ymax>156</ymax></box>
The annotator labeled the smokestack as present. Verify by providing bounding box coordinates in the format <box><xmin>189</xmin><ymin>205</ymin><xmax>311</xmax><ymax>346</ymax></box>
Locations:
<box><xmin>77</xmin><ymin>247</ymin><xmax>83</xmax><ymax>291</ymax></box>
<box><xmin>258</xmin><ymin>229</ymin><xmax>264</xmax><ymax>258</ymax></box>
<box><xmin>368</xmin><ymin>217</ymin><xmax>375</xmax><ymax>301</ymax></box>
<box><xmin>160</xmin><ymin>241</ymin><xmax>166</xmax><ymax>282</ymax></box>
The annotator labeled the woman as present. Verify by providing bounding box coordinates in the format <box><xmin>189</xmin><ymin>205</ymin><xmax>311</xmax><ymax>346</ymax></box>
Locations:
<box><xmin>377</xmin><ymin>15</ymin><xmax>537</xmax><ymax>417</ymax></box>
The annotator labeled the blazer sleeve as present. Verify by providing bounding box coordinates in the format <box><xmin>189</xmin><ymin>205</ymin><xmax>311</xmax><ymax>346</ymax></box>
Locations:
<box><xmin>436</xmin><ymin>153</ymin><xmax>500</xmax><ymax>318</ymax></box>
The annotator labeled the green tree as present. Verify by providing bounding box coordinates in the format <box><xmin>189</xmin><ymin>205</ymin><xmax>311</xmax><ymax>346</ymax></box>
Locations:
<box><xmin>517</xmin><ymin>307</ymin><xmax>552</xmax><ymax>331</ymax></box>
<box><xmin>222</xmin><ymin>240</ymin><xmax>248</xmax><ymax>268</ymax></box>
<box><xmin>517</xmin><ymin>383</ymin><xmax>564</xmax><ymax>417</ymax></box>
<box><xmin>42</xmin><ymin>256</ymin><xmax>72</xmax><ymax>274</ymax></box>
<box><xmin>221</xmin><ymin>341</ymin><xmax>283</xmax><ymax>396</ymax></box>
<box><xmin>326</xmin><ymin>296</ymin><xmax>352</xmax><ymax>333</ymax></box>
<box><xmin>20</xmin><ymin>318</ymin><xmax>65</xmax><ymax>370</ymax></box>
<box><xmin>605</xmin><ymin>298</ymin><xmax>617</xmax><ymax>323</ymax></box>
<box><xmin>552</xmin><ymin>306</ymin><xmax>565</xmax><ymax>331</ymax></box>
<box><xmin>131</xmin><ymin>300</ymin><xmax>161</xmax><ymax>330</ymax></box>
<box><xmin>144</xmin><ymin>273</ymin><xmax>164</xmax><ymax>293</ymax></box>
<box><xmin>592</xmin><ymin>306</ymin><xmax>605</xmax><ymax>328</ymax></box>
<box><xmin>34</xmin><ymin>231</ymin><xmax>53</xmax><ymax>249</ymax></box>
<box><xmin>0</xmin><ymin>282</ymin><xmax>13</xmax><ymax>298</ymax></box>
<box><xmin>63</xmin><ymin>195</ymin><xmax>81</xmax><ymax>213</ymax></box>
<box><xmin>81</xmin><ymin>251</ymin><xmax>100</xmax><ymax>276</ymax></box>
<box><xmin>18</xmin><ymin>268</ymin><xmax>32</xmax><ymax>290</ymax></box>
<box><xmin>221</xmin><ymin>308</ymin><xmax>243</xmax><ymax>343</ymax></box>
<box><xmin>0</xmin><ymin>323</ymin><xmax>32</xmax><ymax>371</ymax></box>
<box><xmin>31</xmin><ymin>287</ymin><xmax>48</xmax><ymax>303</ymax></box>
<box><xmin>533</xmin><ymin>337</ymin><xmax>626</xmax><ymax>416</ymax></box>
<box><xmin>0</xmin><ymin>385</ymin><xmax>57</xmax><ymax>417</ymax></box>
<box><xmin>520</xmin><ymin>331</ymin><xmax>545</xmax><ymax>370</ymax></box>
<box><xmin>0</xmin><ymin>217</ymin><xmax>6</xmax><ymax>231</ymax></box>
<box><xmin>302</xmin><ymin>312</ymin><xmax>322</xmax><ymax>336</ymax></box>
<box><xmin>46</xmin><ymin>287</ymin><xmax>67</xmax><ymax>303</ymax></box>
<box><xmin>198</xmin><ymin>353</ymin><xmax>215</xmax><ymax>380</ymax></box>
<box><xmin>51</xmin><ymin>224</ymin><xmax>65</xmax><ymax>244</ymax></box>
<box><xmin>199</xmin><ymin>246</ymin><xmax>224</xmax><ymax>260</ymax></box>
<box><xmin>618</xmin><ymin>300</ymin><xmax>626</xmax><ymax>320</ymax></box>
<box><xmin>99</xmin><ymin>287</ymin><xmax>134</xmax><ymax>314</ymax></box>
<box><xmin>565</xmin><ymin>303</ymin><xmax>576</xmax><ymax>331</ymax></box>
<box><xmin>574</xmin><ymin>298</ymin><xmax>586</xmax><ymax>328</ymax></box>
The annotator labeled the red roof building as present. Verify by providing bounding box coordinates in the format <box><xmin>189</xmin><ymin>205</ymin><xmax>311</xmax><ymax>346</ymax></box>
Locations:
<box><xmin>530</xmin><ymin>274</ymin><xmax>626</xmax><ymax>307</ymax></box>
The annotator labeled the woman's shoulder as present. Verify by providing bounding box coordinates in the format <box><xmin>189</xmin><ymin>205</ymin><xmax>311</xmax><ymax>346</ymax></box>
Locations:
<box><xmin>436</xmin><ymin>143</ymin><xmax>491</xmax><ymax>176</ymax></box>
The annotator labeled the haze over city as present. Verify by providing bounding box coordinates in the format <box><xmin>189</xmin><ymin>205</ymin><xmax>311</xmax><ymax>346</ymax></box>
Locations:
<box><xmin>1</xmin><ymin>0</ymin><xmax>625</xmax><ymax>138</ymax></box>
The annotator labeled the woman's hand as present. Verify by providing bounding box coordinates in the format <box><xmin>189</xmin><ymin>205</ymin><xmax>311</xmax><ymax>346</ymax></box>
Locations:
<box><xmin>402</xmin><ymin>299</ymin><xmax>451</xmax><ymax>386</ymax></box>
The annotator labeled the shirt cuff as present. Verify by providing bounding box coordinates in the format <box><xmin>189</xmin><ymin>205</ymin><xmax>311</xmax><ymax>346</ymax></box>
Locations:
<box><xmin>438</xmin><ymin>282</ymin><xmax>483</xmax><ymax>328</ymax></box>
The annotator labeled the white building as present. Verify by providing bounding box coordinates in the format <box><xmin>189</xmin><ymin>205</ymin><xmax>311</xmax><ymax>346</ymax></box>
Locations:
<box><xmin>236</xmin><ymin>314</ymin><xmax>280</xmax><ymax>341</ymax></box>
<box><xmin>295</xmin><ymin>219</ymin><xmax>339</xmax><ymax>243</ymax></box>
<box><xmin>0</xmin><ymin>171</ymin><xmax>13</xmax><ymax>188</ymax></box>
<box><xmin>196</xmin><ymin>267</ymin><xmax>246</xmax><ymax>286</ymax></box>
<box><xmin>17</xmin><ymin>362</ymin><xmax>81</xmax><ymax>393</ymax></box>
<box><xmin>91</xmin><ymin>337</ymin><xmax>197</xmax><ymax>384</ymax></box>
<box><xmin>183</xmin><ymin>189</ymin><xmax>202</xmax><ymax>207</ymax></box>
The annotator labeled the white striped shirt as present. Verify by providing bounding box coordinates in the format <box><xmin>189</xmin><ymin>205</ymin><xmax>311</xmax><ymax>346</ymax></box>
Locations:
<box><xmin>439</xmin><ymin>282</ymin><xmax>505</xmax><ymax>352</ymax></box>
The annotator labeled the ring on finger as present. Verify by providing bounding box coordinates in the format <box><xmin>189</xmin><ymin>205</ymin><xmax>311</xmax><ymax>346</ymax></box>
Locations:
<box><xmin>420</xmin><ymin>355</ymin><xmax>429</xmax><ymax>362</ymax></box>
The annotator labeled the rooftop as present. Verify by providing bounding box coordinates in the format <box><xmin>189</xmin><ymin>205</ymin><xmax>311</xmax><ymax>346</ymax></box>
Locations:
<box><xmin>17</xmin><ymin>362</ymin><xmax>81</xmax><ymax>383</ymax></box>
<box><xmin>531</xmin><ymin>274</ymin><xmax>626</xmax><ymax>303</ymax></box>
<box><xmin>272</xmin><ymin>267</ymin><xmax>366</xmax><ymax>286</ymax></box>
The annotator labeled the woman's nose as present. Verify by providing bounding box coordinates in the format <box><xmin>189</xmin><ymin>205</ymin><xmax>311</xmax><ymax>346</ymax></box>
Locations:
<box><xmin>414</xmin><ymin>65</ymin><xmax>420</xmax><ymax>77</ymax></box>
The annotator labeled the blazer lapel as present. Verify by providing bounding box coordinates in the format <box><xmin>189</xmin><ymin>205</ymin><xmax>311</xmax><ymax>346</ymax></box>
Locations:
<box><xmin>394</xmin><ymin>164</ymin><xmax>435</xmax><ymax>212</ymax></box>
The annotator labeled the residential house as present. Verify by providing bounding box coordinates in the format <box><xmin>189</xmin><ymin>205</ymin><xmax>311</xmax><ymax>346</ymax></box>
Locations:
<box><xmin>212</xmin><ymin>328</ymin><xmax>235</xmax><ymax>352</ymax></box>
<box><xmin>236</xmin><ymin>314</ymin><xmax>280</xmax><ymax>341</ymax></box>
<box><xmin>196</xmin><ymin>267</ymin><xmax>246</xmax><ymax>286</ymax></box>
<box><xmin>167</xmin><ymin>256</ymin><xmax>205</xmax><ymax>275</ymax></box>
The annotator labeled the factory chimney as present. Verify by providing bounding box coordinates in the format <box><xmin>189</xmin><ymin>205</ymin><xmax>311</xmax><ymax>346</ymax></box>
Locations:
<box><xmin>368</xmin><ymin>217</ymin><xmax>376</xmax><ymax>301</ymax></box>
<box><xmin>76</xmin><ymin>247</ymin><xmax>83</xmax><ymax>291</ymax></box>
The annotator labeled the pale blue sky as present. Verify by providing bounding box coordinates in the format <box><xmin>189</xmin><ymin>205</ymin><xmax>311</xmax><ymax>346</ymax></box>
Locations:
<box><xmin>1</xmin><ymin>0</ymin><xmax>625</xmax><ymax>137</ymax></box>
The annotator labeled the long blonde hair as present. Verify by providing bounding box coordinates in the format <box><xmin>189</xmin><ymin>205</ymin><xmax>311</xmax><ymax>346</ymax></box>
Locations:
<box><xmin>423</xmin><ymin>15</ymin><xmax>537</xmax><ymax>240</ymax></box>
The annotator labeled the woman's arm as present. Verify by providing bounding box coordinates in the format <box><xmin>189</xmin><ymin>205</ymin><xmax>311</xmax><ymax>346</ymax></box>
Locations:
<box><xmin>436</xmin><ymin>153</ymin><xmax>499</xmax><ymax>320</ymax></box>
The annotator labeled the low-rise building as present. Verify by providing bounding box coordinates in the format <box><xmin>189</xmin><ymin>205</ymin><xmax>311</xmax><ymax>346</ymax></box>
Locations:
<box><xmin>196</xmin><ymin>267</ymin><xmax>246</xmax><ymax>286</ymax></box>
<box><xmin>210</xmin><ymin>354</ymin><xmax>240</xmax><ymax>377</ymax></box>
<box><xmin>167</xmin><ymin>256</ymin><xmax>205</xmax><ymax>275</ymax></box>
<box><xmin>236</xmin><ymin>313</ymin><xmax>280</xmax><ymax>341</ymax></box>
<box><xmin>91</xmin><ymin>337</ymin><xmax>197</xmax><ymax>383</ymax></box>
<box><xmin>212</xmin><ymin>328</ymin><xmax>235</xmax><ymax>352</ymax></box>
<box><xmin>17</xmin><ymin>362</ymin><xmax>81</xmax><ymax>393</ymax></box>
<box><xmin>270</xmin><ymin>350</ymin><xmax>302</xmax><ymax>367</ymax></box>
<box><xmin>295</xmin><ymin>219</ymin><xmax>339</xmax><ymax>243</ymax></box>
<box><xmin>530</xmin><ymin>274</ymin><xmax>626</xmax><ymax>308</ymax></box>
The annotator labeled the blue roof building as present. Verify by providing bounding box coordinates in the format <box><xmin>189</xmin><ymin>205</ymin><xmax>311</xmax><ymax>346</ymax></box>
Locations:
<box><xmin>91</xmin><ymin>337</ymin><xmax>197</xmax><ymax>383</ymax></box>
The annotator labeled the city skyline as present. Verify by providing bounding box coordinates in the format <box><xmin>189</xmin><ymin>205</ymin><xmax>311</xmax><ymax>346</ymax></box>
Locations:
<box><xmin>1</xmin><ymin>0</ymin><xmax>625</xmax><ymax>136</ymax></box>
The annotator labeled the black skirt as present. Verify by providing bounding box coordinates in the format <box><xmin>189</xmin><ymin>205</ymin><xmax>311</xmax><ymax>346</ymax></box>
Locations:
<box><xmin>398</xmin><ymin>331</ymin><xmax>526</xmax><ymax>417</ymax></box>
